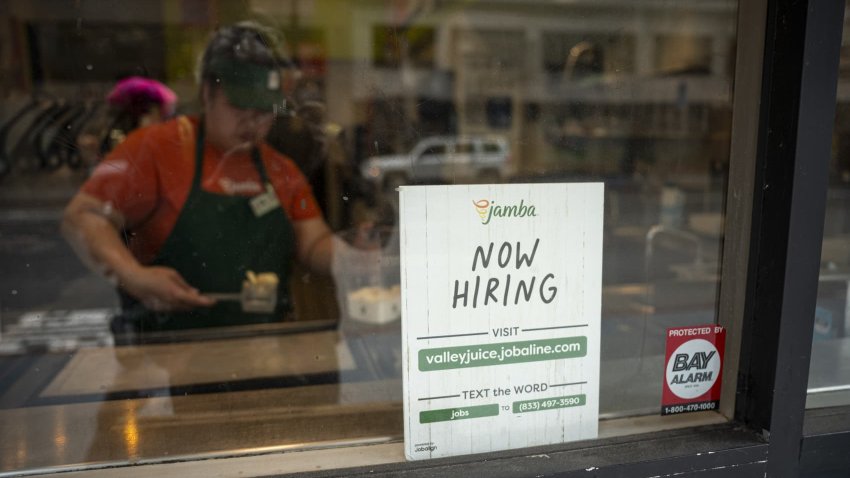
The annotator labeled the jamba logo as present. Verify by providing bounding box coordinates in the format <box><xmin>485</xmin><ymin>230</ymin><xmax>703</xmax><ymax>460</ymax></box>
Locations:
<box><xmin>472</xmin><ymin>198</ymin><xmax>538</xmax><ymax>225</ymax></box>
<box><xmin>473</xmin><ymin>199</ymin><xmax>491</xmax><ymax>223</ymax></box>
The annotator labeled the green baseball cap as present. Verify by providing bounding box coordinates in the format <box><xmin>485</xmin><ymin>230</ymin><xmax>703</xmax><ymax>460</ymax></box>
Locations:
<box><xmin>208</xmin><ymin>58</ymin><xmax>284</xmax><ymax>112</ymax></box>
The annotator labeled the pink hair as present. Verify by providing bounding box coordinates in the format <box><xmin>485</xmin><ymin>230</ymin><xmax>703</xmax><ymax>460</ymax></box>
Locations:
<box><xmin>106</xmin><ymin>77</ymin><xmax>178</xmax><ymax>117</ymax></box>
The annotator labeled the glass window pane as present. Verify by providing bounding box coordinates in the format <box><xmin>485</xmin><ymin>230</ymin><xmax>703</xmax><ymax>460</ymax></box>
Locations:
<box><xmin>0</xmin><ymin>0</ymin><xmax>738</xmax><ymax>473</ymax></box>
<box><xmin>807</xmin><ymin>0</ymin><xmax>850</xmax><ymax>410</ymax></box>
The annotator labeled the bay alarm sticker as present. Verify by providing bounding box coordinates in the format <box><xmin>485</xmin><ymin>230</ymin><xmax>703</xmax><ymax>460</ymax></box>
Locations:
<box><xmin>662</xmin><ymin>325</ymin><xmax>726</xmax><ymax>415</ymax></box>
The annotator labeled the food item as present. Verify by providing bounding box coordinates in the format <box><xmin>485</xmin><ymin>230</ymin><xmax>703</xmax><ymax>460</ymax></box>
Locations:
<box><xmin>241</xmin><ymin>270</ymin><xmax>278</xmax><ymax>313</ymax></box>
<box><xmin>347</xmin><ymin>285</ymin><xmax>401</xmax><ymax>324</ymax></box>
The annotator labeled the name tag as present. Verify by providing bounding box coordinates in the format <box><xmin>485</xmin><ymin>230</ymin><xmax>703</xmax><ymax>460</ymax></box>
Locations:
<box><xmin>250</xmin><ymin>184</ymin><xmax>280</xmax><ymax>217</ymax></box>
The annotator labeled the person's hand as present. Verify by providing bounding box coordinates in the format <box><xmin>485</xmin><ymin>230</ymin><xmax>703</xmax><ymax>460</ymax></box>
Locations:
<box><xmin>119</xmin><ymin>265</ymin><xmax>215</xmax><ymax>311</ymax></box>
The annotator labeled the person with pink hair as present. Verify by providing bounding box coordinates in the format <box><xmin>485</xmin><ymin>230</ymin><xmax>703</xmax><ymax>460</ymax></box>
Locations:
<box><xmin>106</xmin><ymin>76</ymin><xmax>178</xmax><ymax>127</ymax></box>
<box><xmin>77</xmin><ymin>76</ymin><xmax>178</xmax><ymax>166</ymax></box>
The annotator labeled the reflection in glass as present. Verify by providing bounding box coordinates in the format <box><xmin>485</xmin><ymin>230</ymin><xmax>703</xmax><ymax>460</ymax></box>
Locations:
<box><xmin>0</xmin><ymin>0</ymin><xmax>736</xmax><ymax>473</ymax></box>
<box><xmin>807</xmin><ymin>0</ymin><xmax>850</xmax><ymax>408</ymax></box>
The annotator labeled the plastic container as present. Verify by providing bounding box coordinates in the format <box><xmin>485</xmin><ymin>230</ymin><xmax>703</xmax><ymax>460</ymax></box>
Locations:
<box><xmin>241</xmin><ymin>272</ymin><xmax>278</xmax><ymax>313</ymax></box>
<box><xmin>331</xmin><ymin>226</ymin><xmax>401</xmax><ymax>325</ymax></box>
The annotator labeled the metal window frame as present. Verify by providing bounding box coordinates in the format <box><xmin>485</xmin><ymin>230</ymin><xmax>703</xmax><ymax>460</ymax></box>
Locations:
<box><xmin>734</xmin><ymin>0</ymin><xmax>844</xmax><ymax>475</ymax></box>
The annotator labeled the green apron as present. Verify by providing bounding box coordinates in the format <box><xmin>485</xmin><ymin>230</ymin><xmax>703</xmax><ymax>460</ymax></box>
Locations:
<box><xmin>115</xmin><ymin>118</ymin><xmax>296</xmax><ymax>335</ymax></box>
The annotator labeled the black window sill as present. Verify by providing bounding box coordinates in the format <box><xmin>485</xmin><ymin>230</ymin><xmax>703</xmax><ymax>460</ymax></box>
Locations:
<box><xmin>286</xmin><ymin>422</ymin><xmax>767</xmax><ymax>478</ymax></box>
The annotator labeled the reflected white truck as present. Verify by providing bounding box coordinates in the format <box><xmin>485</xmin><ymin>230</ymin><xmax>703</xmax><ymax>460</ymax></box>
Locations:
<box><xmin>360</xmin><ymin>136</ymin><xmax>513</xmax><ymax>190</ymax></box>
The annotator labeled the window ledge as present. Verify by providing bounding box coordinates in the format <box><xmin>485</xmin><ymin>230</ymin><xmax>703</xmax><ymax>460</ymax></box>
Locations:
<box><xmin>18</xmin><ymin>411</ymin><xmax>770</xmax><ymax>478</ymax></box>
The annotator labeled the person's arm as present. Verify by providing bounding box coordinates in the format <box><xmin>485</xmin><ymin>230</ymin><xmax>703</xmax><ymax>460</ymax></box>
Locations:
<box><xmin>294</xmin><ymin>216</ymin><xmax>334</xmax><ymax>274</ymax></box>
<box><xmin>62</xmin><ymin>192</ymin><xmax>214</xmax><ymax>311</ymax></box>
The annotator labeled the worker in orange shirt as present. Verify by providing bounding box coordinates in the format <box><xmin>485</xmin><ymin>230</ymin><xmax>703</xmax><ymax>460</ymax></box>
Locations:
<box><xmin>62</xmin><ymin>22</ymin><xmax>334</xmax><ymax>341</ymax></box>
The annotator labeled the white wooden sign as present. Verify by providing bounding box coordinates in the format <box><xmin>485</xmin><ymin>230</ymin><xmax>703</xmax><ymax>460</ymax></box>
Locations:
<box><xmin>400</xmin><ymin>183</ymin><xmax>604</xmax><ymax>460</ymax></box>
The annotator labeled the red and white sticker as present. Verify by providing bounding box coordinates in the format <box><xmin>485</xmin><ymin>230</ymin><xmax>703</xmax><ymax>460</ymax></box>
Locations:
<box><xmin>662</xmin><ymin>325</ymin><xmax>726</xmax><ymax>415</ymax></box>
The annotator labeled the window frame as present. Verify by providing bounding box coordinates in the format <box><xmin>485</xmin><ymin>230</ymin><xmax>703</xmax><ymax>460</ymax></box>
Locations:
<box><xmin>5</xmin><ymin>0</ymin><xmax>848</xmax><ymax>476</ymax></box>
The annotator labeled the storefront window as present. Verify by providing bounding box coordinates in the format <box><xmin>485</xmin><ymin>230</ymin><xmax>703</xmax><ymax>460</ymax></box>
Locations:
<box><xmin>0</xmin><ymin>0</ymin><xmax>738</xmax><ymax>473</ymax></box>
<box><xmin>807</xmin><ymin>0</ymin><xmax>850</xmax><ymax>409</ymax></box>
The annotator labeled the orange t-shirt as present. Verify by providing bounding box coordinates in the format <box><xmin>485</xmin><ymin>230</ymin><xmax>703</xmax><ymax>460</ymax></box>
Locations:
<box><xmin>82</xmin><ymin>116</ymin><xmax>321</xmax><ymax>264</ymax></box>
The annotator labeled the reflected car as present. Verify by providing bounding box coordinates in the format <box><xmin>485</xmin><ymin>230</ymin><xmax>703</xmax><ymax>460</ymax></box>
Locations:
<box><xmin>360</xmin><ymin>136</ymin><xmax>513</xmax><ymax>190</ymax></box>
